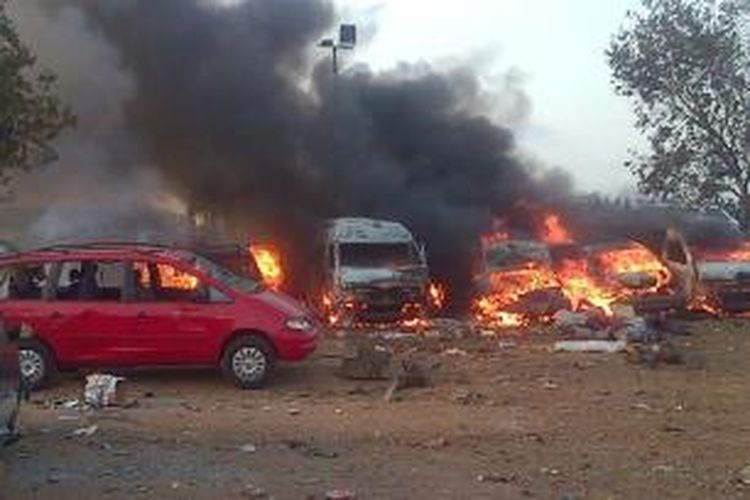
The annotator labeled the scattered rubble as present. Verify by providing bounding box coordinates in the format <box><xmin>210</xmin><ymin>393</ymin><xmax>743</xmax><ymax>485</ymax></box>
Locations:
<box><xmin>84</xmin><ymin>374</ymin><xmax>127</xmax><ymax>408</ymax></box>
<box><xmin>554</xmin><ymin>340</ymin><xmax>627</xmax><ymax>353</ymax></box>
<box><xmin>384</xmin><ymin>358</ymin><xmax>437</xmax><ymax>402</ymax></box>
<box><xmin>325</xmin><ymin>489</ymin><xmax>356</xmax><ymax>500</ymax></box>
<box><xmin>71</xmin><ymin>425</ymin><xmax>98</xmax><ymax>438</ymax></box>
<box><xmin>336</xmin><ymin>342</ymin><xmax>392</xmax><ymax>380</ymax></box>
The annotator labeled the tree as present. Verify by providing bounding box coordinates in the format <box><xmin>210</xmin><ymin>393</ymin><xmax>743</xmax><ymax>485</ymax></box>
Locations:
<box><xmin>608</xmin><ymin>0</ymin><xmax>750</xmax><ymax>226</ymax></box>
<box><xmin>0</xmin><ymin>0</ymin><xmax>73</xmax><ymax>188</ymax></box>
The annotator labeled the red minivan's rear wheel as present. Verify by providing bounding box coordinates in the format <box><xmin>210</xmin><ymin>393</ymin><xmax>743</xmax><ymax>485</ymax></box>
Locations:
<box><xmin>18</xmin><ymin>340</ymin><xmax>56</xmax><ymax>391</ymax></box>
<box><xmin>221</xmin><ymin>335</ymin><xmax>275</xmax><ymax>389</ymax></box>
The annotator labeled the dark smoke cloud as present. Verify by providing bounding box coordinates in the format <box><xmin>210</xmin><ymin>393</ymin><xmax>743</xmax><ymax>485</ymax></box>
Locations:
<box><xmin>22</xmin><ymin>0</ymin><xmax>570</xmax><ymax>307</ymax></box>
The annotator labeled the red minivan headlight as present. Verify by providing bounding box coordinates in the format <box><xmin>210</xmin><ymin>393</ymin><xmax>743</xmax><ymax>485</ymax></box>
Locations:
<box><xmin>285</xmin><ymin>317</ymin><xmax>314</xmax><ymax>331</ymax></box>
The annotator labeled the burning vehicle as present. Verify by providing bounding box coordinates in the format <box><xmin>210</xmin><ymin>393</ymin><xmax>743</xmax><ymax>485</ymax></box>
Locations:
<box><xmin>473</xmin><ymin>214</ymin><xmax>675</xmax><ymax>328</ymax></box>
<box><xmin>317</xmin><ymin>218</ymin><xmax>431</xmax><ymax>326</ymax></box>
<box><xmin>0</xmin><ymin>317</ymin><xmax>22</xmax><ymax>444</ymax></box>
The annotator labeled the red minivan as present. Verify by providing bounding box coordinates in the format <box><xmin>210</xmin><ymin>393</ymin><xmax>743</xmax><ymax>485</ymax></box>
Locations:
<box><xmin>0</xmin><ymin>243</ymin><xmax>318</xmax><ymax>390</ymax></box>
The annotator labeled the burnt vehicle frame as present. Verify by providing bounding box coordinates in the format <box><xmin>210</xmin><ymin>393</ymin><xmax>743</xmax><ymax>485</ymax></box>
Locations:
<box><xmin>317</xmin><ymin>218</ymin><xmax>430</xmax><ymax>325</ymax></box>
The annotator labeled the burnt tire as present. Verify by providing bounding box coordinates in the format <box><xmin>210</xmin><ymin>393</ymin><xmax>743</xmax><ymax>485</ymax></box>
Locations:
<box><xmin>18</xmin><ymin>340</ymin><xmax>56</xmax><ymax>391</ymax></box>
<box><xmin>221</xmin><ymin>336</ymin><xmax>275</xmax><ymax>389</ymax></box>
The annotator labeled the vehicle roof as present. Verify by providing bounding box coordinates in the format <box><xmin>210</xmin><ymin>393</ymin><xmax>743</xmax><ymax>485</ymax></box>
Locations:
<box><xmin>0</xmin><ymin>241</ymin><xmax>196</xmax><ymax>265</ymax></box>
<box><xmin>328</xmin><ymin>217</ymin><xmax>415</xmax><ymax>244</ymax></box>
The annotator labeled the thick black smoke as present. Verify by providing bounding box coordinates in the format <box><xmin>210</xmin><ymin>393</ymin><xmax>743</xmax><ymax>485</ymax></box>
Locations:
<box><xmin>40</xmin><ymin>0</ymin><xmax>568</xmax><ymax>308</ymax></box>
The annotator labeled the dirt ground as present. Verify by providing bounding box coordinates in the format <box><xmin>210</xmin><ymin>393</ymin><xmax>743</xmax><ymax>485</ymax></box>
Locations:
<box><xmin>3</xmin><ymin>319</ymin><xmax>750</xmax><ymax>499</ymax></box>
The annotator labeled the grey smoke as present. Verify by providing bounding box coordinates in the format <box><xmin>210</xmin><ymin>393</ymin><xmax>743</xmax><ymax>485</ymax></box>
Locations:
<box><xmin>13</xmin><ymin>0</ymin><xmax>572</xmax><ymax>307</ymax></box>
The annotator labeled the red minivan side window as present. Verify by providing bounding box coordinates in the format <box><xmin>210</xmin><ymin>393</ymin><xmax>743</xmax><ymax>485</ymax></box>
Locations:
<box><xmin>0</xmin><ymin>262</ymin><xmax>53</xmax><ymax>301</ymax></box>
<box><xmin>54</xmin><ymin>260</ymin><xmax>126</xmax><ymax>302</ymax></box>
<box><xmin>132</xmin><ymin>261</ymin><xmax>231</xmax><ymax>304</ymax></box>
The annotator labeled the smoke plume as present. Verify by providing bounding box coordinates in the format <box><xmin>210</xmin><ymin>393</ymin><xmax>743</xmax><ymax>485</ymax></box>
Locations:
<box><xmin>15</xmin><ymin>0</ymin><xmax>571</xmax><ymax>308</ymax></box>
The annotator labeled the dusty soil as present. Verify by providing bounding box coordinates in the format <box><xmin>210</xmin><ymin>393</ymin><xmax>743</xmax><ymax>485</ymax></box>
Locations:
<box><xmin>2</xmin><ymin>319</ymin><xmax>750</xmax><ymax>499</ymax></box>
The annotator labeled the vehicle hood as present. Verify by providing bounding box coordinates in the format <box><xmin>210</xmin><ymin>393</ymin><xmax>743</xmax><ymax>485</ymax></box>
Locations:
<box><xmin>339</xmin><ymin>266</ymin><xmax>426</xmax><ymax>287</ymax></box>
<box><xmin>254</xmin><ymin>290</ymin><xmax>309</xmax><ymax>317</ymax></box>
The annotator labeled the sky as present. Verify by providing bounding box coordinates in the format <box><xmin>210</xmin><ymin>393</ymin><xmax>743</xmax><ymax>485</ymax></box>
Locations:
<box><xmin>333</xmin><ymin>0</ymin><xmax>645</xmax><ymax>195</ymax></box>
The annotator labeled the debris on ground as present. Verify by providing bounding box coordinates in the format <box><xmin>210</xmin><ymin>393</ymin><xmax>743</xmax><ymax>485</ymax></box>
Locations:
<box><xmin>453</xmin><ymin>389</ymin><xmax>486</xmax><ymax>406</ymax></box>
<box><xmin>626</xmin><ymin>342</ymin><xmax>684</xmax><ymax>367</ymax></box>
<box><xmin>83</xmin><ymin>374</ymin><xmax>127</xmax><ymax>408</ymax></box>
<box><xmin>325</xmin><ymin>489</ymin><xmax>356</xmax><ymax>500</ymax></box>
<box><xmin>476</xmin><ymin>472</ymin><xmax>514</xmax><ymax>483</ymax></box>
<box><xmin>336</xmin><ymin>342</ymin><xmax>392</xmax><ymax>380</ymax></box>
<box><xmin>738</xmin><ymin>464</ymin><xmax>750</xmax><ymax>485</ymax></box>
<box><xmin>554</xmin><ymin>340</ymin><xmax>628</xmax><ymax>353</ymax></box>
<box><xmin>384</xmin><ymin>358</ymin><xmax>438</xmax><ymax>402</ymax></box>
<box><xmin>71</xmin><ymin>425</ymin><xmax>98</xmax><ymax>438</ymax></box>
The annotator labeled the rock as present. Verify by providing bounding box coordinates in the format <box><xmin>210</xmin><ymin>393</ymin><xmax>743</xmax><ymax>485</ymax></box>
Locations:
<box><xmin>384</xmin><ymin>358</ymin><xmax>438</xmax><ymax>402</ymax></box>
<box><xmin>325</xmin><ymin>489</ymin><xmax>356</xmax><ymax>500</ymax></box>
<box><xmin>626</xmin><ymin>342</ymin><xmax>683</xmax><ymax>367</ymax></box>
<box><xmin>453</xmin><ymin>389</ymin><xmax>485</xmax><ymax>406</ymax></box>
<box><xmin>336</xmin><ymin>342</ymin><xmax>392</xmax><ymax>380</ymax></box>
<box><xmin>553</xmin><ymin>310</ymin><xmax>589</xmax><ymax>328</ymax></box>
<box><xmin>288</xmin><ymin>408</ymin><xmax>301</xmax><ymax>416</ymax></box>
<box><xmin>242</xmin><ymin>485</ymin><xmax>269</xmax><ymax>498</ymax></box>
<box><xmin>441</xmin><ymin>347</ymin><xmax>468</xmax><ymax>357</ymax></box>
<box><xmin>739</xmin><ymin>465</ymin><xmax>750</xmax><ymax>485</ymax></box>
<box><xmin>239</xmin><ymin>443</ymin><xmax>257</xmax><ymax>453</ymax></box>
<box><xmin>424</xmin><ymin>436</ymin><xmax>449</xmax><ymax>449</ymax></box>
<box><xmin>72</xmin><ymin>425</ymin><xmax>99</xmax><ymax>438</ymax></box>
<box><xmin>554</xmin><ymin>340</ymin><xmax>627</xmax><ymax>353</ymax></box>
<box><xmin>476</xmin><ymin>472</ymin><xmax>512</xmax><ymax>483</ymax></box>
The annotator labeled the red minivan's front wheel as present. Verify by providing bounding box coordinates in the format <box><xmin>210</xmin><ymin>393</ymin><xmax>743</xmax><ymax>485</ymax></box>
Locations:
<box><xmin>18</xmin><ymin>340</ymin><xmax>56</xmax><ymax>391</ymax></box>
<box><xmin>221</xmin><ymin>336</ymin><xmax>275</xmax><ymax>389</ymax></box>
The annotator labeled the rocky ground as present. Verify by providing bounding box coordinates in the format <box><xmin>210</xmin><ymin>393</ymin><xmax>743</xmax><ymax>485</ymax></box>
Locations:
<box><xmin>3</xmin><ymin>319</ymin><xmax>750</xmax><ymax>499</ymax></box>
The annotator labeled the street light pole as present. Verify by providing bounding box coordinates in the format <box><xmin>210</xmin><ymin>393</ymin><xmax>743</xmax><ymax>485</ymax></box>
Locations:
<box><xmin>318</xmin><ymin>24</ymin><xmax>356</xmax><ymax>76</ymax></box>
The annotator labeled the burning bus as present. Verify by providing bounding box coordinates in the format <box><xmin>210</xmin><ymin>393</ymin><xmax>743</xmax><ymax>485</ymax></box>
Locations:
<box><xmin>317</xmin><ymin>217</ymin><xmax>431</xmax><ymax>327</ymax></box>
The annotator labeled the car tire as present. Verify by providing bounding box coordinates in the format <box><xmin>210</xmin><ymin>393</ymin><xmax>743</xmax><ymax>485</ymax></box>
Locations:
<box><xmin>18</xmin><ymin>340</ymin><xmax>55</xmax><ymax>391</ymax></box>
<box><xmin>221</xmin><ymin>335</ymin><xmax>275</xmax><ymax>389</ymax></box>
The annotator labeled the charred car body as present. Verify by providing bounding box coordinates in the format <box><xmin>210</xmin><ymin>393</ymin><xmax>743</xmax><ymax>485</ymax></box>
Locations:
<box><xmin>318</xmin><ymin>218</ymin><xmax>430</xmax><ymax>325</ymax></box>
<box><xmin>472</xmin><ymin>232</ymin><xmax>675</xmax><ymax>327</ymax></box>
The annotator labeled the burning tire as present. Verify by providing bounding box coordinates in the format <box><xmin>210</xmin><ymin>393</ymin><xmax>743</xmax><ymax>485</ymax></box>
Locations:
<box><xmin>18</xmin><ymin>340</ymin><xmax>56</xmax><ymax>391</ymax></box>
<box><xmin>221</xmin><ymin>335</ymin><xmax>275</xmax><ymax>389</ymax></box>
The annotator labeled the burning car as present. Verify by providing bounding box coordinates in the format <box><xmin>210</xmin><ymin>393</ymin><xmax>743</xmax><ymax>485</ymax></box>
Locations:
<box><xmin>472</xmin><ymin>215</ymin><xmax>675</xmax><ymax>328</ymax></box>
<box><xmin>318</xmin><ymin>217</ymin><xmax>430</xmax><ymax>326</ymax></box>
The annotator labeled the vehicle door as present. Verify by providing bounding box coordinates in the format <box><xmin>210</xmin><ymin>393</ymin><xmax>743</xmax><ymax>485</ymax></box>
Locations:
<box><xmin>47</xmin><ymin>259</ymin><xmax>139</xmax><ymax>366</ymax></box>
<box><xmin>131</xmin><ymin>260</ymin><xmax>235</xmax><ymax>365</ymax></box>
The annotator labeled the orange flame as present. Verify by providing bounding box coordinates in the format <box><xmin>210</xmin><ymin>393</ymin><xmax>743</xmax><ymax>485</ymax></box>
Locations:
<box><xmin>250</xmin><ymin>244</ymin><xmax>284</xmax><ymax>290</ymax></box>
<box><xmin>473</xmin><ymin>215</ymin><xmax>672</xmax><ymax>328</ymax></box>
<box><xmin>135</xmin><ymin>262</ymin><xmax>199</xmax><ymax>290</ymax></box>
<box><xmin>697</xmin><ymin>241</ymin><xmax>750</xmax><ymax>262</ymax></box>
<box><xmin>541</xmin><ymin>214</ymin><xmax>573</xmax><ymax>245</ymax></box>
<box><xmin>428</xmin><ymin>282</ymin><xmax>447</xmax><ymax>311</ymax></box>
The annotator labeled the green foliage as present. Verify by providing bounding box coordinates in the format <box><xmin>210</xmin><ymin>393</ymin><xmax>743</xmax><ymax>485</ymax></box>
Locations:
<box><xmin>0</xmin><ymin>0</ymin><xmax>73</xmax><ymax>187</ymax></box>
<box><xmin>608</xmin><ymin>0</ymin><xmax>750</xmax><ymax>224</ymax></box>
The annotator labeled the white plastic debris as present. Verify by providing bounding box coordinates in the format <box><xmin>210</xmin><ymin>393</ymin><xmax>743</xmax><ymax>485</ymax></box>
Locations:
<box><xmin>84</xmin><ymin>374</ymin><xmax>125</xmax><ymax>408</ymax></box>
<box><xmin>554</xmin><ymin>340</ymin><xmax>628</xmax><ymax>353</ymax></box>
<box><xmin>72</xmin><ymin>424</ymin><xmax>98</xmax><ymax>437</ymax></box>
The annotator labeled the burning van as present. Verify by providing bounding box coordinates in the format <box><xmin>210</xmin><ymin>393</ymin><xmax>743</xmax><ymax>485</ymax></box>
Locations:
<box><xmin>318</xmin><ymin>218</ymin><xmax>430</xmax><ymax>326</ymax></box>
<box><xmin>472</xmin><ymin>215</ymin><xmax>675</xmax><ymax>328</ymax></box>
